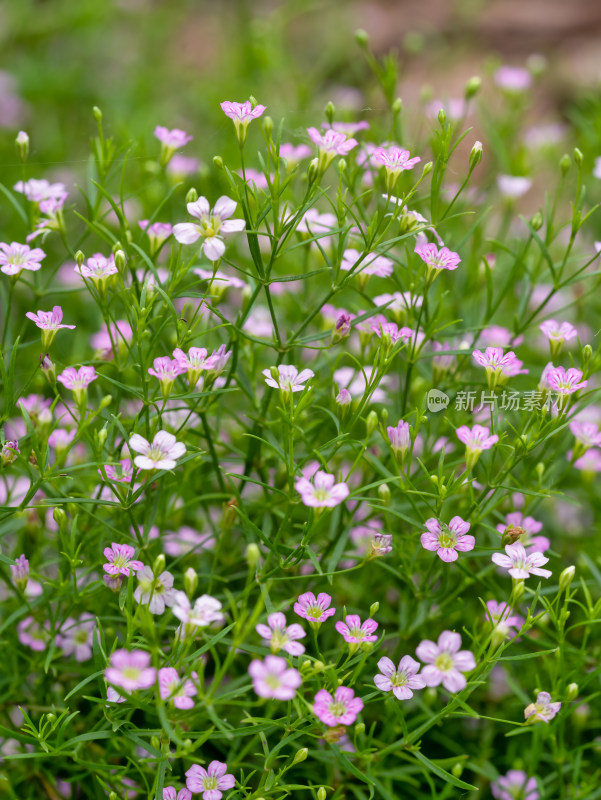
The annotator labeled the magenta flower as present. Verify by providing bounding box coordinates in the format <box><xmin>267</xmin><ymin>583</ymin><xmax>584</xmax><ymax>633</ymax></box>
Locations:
<box><xmin>154</xmin><ymin>126</ymin><xmax>193</xmax><ymax>149</ymax></box>
<box><xmin>496</xmin><ymin>512</ymin><xmax>549</xmax><ymax>552</ymax></box>
<box><xmin>158</xmin><ymin>667</ymin><xmax>197</xmax><ymax>710</ymax></box>
<box><xmin>485</xmin><ymin>601</ymin><xmax>524</xmax><ymax>640</ymax></box>
<box><xmin>472</xmin><ymin>347</ymin><xmax>527</xmax><ymax>386</ymax></box>
<box><xmin>58</xmin><ymin>615</ymin><xmax>95</xmax><ymax>662</ymax></box>
<box><xmin>539</xmin><ymin>319</ymin><xmax>578</xmax><ymax>344</ymax></box>
<box><xmin>103</xmin><ymin>543</ymin><xmax>144</xmax><ymax>577</ymax></box>
<box><xmin>335</xmin><ymin>614</ymin><xmax>378</xmax><ymax>645</ymax></box>
<box><xmin>414</xmin><ymin>243</ymin><xmax>461</xmax><ymax>280</ymax></box>
<box><xmin>313</xmin><ymin>686</ymin><xmax>364</xmax><ymax>727</ymax></box>
<box><xmin>0</xmin><ymin>242</ymin><xmax>46</xmax><ymax>275</ymax></box>
<box><xmin>134</xmin><ymin>566</ymin><xmax>177</xmax><ymax>615</ymax></box>
<box><xmin>546</xmin><ymin>366</ymin><xmax>587</xmax><ymax>396</ymax></box>
<box><xmin>173</xmin><ymin>196</ymin><xmax>245</xmax><ymax>262</ymax></box>
<box><xmin>492</xmin><ymin>771</ymin><xmax>539</xmax><ymax>800</ymax></box>
<box><xmin>148</xmin><ymin>356</ymin><xmax>187</xmax><ymax>396</ymax></box>
<box><xmin>491</xmin><ymin>543</ymin><xmax>552</xmax><ymax>580</ymax></box>
<box><xmin>295</xmin><ymin>469</ymin><xmax>349</xmax><ymax>508</ymax></box>
<box><xmin>524</xmin><ymin>691</ymin><xmax>561</xmax><ymax>723</ymax></box>
<box><xmin>294</xmin><ymin>592</ymin><xmax>336</xmax><ymax>625</ymax></box>
<box><xmin>420</xmin><ymin>516</ymin><xmax>475</xmax><ymax>563</ymax></box>
<box><xmin>105</xmin><ymin>649</ymin><xmax>156</xmax><ymax>692</ymax></box>
<box><xmin>57</xmin><ymin>366</ymin><xmax>97</xmax><ymax>405</ymax></box>
<box><xmin>341</xmin><ymin>248</ymin><xmax>394</xmax><ymax>278</ymax></box>
<box><xmin>163</xmin><ymin>788</ymin><xmax>192</xmax><ymax>800</ymax></box>
<box><xmin>248</xmin><ymin>655</ymin><xmax>302</xmax><ymax>700</ymax></box>
<box><xmin>75</xmin><ymin>253</ymin><xmax>118</xmax><ymax>283</ymax></box>
<box><xmin>456</xmin><ymin>424</ymin><xmax>498</xmax><ymax>469</ymax></box>
<box><xmin>373</xmin><ymin>145</ymin><xmax>421</xmax><ymax>188</ymax></box>
<box><xmin>26</xmin><ymin>305</ymin><xmax>75</xmax><ymax>348</ymax></box>
<box><xmin>129</xmin><ymin>430</ymin><xmax>186</xmax><ymax>470</ymax></box>
<box><xmin>256</xmin><ymin>612</ymin><xmax>306</xmax><ymax>655</ymax></box>
<box><xmin>308</xmin><ymin>127</ymin><xmax>357</xmax><ymax>170</ymax></box>
<box><xmin>416</xmin><ymin>631</ymin><xmax>476</xmax><ymax>693</ymax></box>
<box><xmin>374</xmin><ymin>655</ymin><xmax>426</xmax><ymax>700</ymax></box>
<box><xmin>221</xmin><ymin>100</ymin><xmax>266</xmax><ymax>142</ymax></box>
<box><xmin>262</xmin><ymin>365</ymin><xmax>314</xmax><ymax>393</ymax></box>
<box><xmin>186</xmin><ymin>761</ymin><xmax>235</xmax><ymax>800</ymax></box>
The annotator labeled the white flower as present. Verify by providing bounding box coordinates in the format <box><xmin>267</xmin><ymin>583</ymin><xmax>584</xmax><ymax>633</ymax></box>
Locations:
<box><xmin>173</xmin><ymin>196</ymin><xmax>245</xmax><ymax>261</ymax></box>
<box><xmin>172</xmin><ymin>591</ymin><xmax>225</xmax><ymax>630</ymax></box>
<box><xmin>129</xmin><ymin>431</ymin><xmax>186</xmax><ymax>470</ymax></box>
<box><xmin>133</xmin><ymin>567</ymin><xmax>177</xmax><ymax>615</ymax></box>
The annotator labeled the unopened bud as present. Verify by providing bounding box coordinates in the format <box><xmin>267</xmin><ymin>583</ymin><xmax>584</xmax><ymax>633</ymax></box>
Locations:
<box><xmin>369</xmin><ymin>601</ymin><xmax>379</xmax><ymax>617</ymax></box>
<box><xmin>582</xmin><ymin>344</ymin><xmax>592</xmax><ymax>363</ymax></box>
<box><xmin>566</xmin><ymin>682</ymin><xmax>579</xmax><ymax>701</ymax></box>
<box><xmin>213</xmin><ymin>155</ymin><xmax>224</xmax><ymax>170</ymax></box>
<box><xmin>511</xmin><ymin>579</ymin><xmax>525</xmax><ymax>605</ymax></box>
<box><xmin>437</xmin><ymin>108</ymin><xmax>446</xmax><ymax>126</ymax></box>
<box><xmin>97</xmin><ymin>426</ymin><xmax>108</xmax><ymax>448</ymax></box>
<box><xmin>16</xmin><ymin>130</ymin><xmax>29</xmax><ymax>160</ymax></box>
<box><xmin>317</xmin><ymin>789</ymin><xmax>327</xmax><ymax>800</ymax></box>
<box><xmin>452</xmin><ymin>762</ymin><xmax>463</xmax><ymax>778</ymax></box>
<box><xmin>354</xmin><ymin>29</ymin><xmax>369</xmax><ymax>48</ymax></box>
<box><xmin>325</xmin><ymin>101</ymin><xmax>336</xmax><ymax>125</ymax></box>
<box><xmin>502</xmin><ymin>525</ymin><xmax>525</xmax><ymax>547</ymax></box>
<box><xmin>184</xmin><ymin>567</ymin><xmax>198</xmax><ymax>597</ymax></box>
<box><xmin>150</xmin><ymin>735</ymin><xmax>160</xmax><ymax>751</ymax></box>
<box><xmin>292</xmin><ymin>747</ymin><xmax>308</xmax><ymax>765</ymax></box>
<box><xmin>336</xmin><ymin>388</ymin><xmax>351</xmax><ymax>408</ymax></box>
<box><xmin>530</xmin><ymin>212</ymin><xmax>543</xmax><ymax>231</ymax></box>
<box><xmin>337</xmin><ymin>158</ymin><xmax>347</xmax><ymax>174</ymax></box>
<box><xmin>366</xmin><ymin>410</ymin><xmax>378</xmax><ymax>436</ymax></box>
<box><xmin>392</xmin><ymin>97</ymin><xmax>403</xmax><ymax>115</ymax></box>
<box><xmin>422</xmin><ymin>161</ymin><xmax>433</xmax><ymax>177</ymax></box>
<box><xmin>249</xmin><ymin>95</ymin><xmax>259</xmax><ymax>109</ymax></box>
<box><xmin>75</xmin><ymin>250</ymin><xmax>85</xmax><ymax>267</ymax></box>
<box><xmin>308</xmin><ymin>157</ymin><xmax>319</xmax><ymax>182</ymax></box>
<box><xmin>245</xmin><ymin>543</ymin><xmax>260</xmax><ymax>569</ymax></box>
<box><xmin>152</xmin><ymin>553</ymin><xmax>166</xmax><ymax>576</ymax></box>
<box><xmin>99</xmin><ymin>394</ymin><xmax>113</xmax><ymax>410</ymax></box>
<box><xmin>469</xmin><ymin>140</ymin><xmax>483</xmax><ymax>169</ymax></box>
<box><xmin>465</xmin><ymin>76</ymin><xmax>482</xmax><ymax>99</ymax></box>
<box><xmin>573</xmin><ymin>147</ymin><xmax>583</xmax><ymax>167</ymax></box>
<box><xmin>355</xmin><ymin>722</ymin><xmax>365</xmax><ymax>736</ymax></box>
<box><xmin>262</xmin><ymin>116</ymin><xmax>274</xmax><ymax>139</ymax></box>
<box><xmin>114</xmin><ymin>249</ymin><xmax>127</xmax><ymax>271</ymax></box>
<box><xmin>186</xmin><ymin>187</ymin><xmax>198</xmax><ymax>204</ymax></box>
<box><xmin>93</xmin><ymin>106</ymin><xmax>102</xmax><ymax>122</ymax></box>
<box><xmin>535</xmin><ymin>462</ymin><xmax>545</xmax><ymax>479</ymax></box>
<box><xmin>559</xmin><ymin>565</ymin><xmax>575</xmax><ymax>592</ymax></box>
<box><xmin>53</xmin><ymin>507</ymin><xmax>67</xmax><ymax>531</ymax></box>
<box><xmin>559</xmin><ymin>154</ymin><xmax>571</xmax><ymax>175</ymax></box>
<box><xmin>378</xmin><ymin>483</ymin><xmax>391</xmax><ymax>505</ymax></box>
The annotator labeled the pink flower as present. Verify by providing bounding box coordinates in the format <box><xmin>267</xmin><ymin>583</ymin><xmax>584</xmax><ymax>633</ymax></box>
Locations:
<box><xmin>102</xmin><ymin>459</ymin><xmax>134</xmax><ymax>484</ymax></box>
<box><xmin>294</xmin><ymin>592</ymin><xmax>336</xmax><ymax>625</ymax></box>
<box><xmin>129</xmin><ymin>430</ymin><xmax>186</xmax><ymax>470</ymax></box>
<box><xmin>416</xmin><ymin>631</ymin><xmax>476</xmax><ymax>693</ymax></box>
<box><xmin>91</xmin><ymin>320</ymin><xmax>132</xmax><ymax>359</ymax></box>
<box><xmin>248</xmin><ymin>655</ymin><xmax>302</xmax><ymax>700</ymax></box>
<box><xmin>574</xmin><ymin>449</ymin><xmax>601</xmax><ymax>471</ymax></box>
<box><xmin>205</xmin><ymin>344</ymin><xmax>232</xmax><ymax>377</ymax></box>
<box><xmin>57</xmin><ymin>615</ymin><xmax>95</xmax><ymax>662</ymax></box>
<box><xmin>154</xmin><ymin>126</ymin><xmax>193</xmax><ymax>149</ymax></box>
<box><xmin>485</xmin><ymin>601</ymin><xmax>524</xmax><ymax>639</ymax></box>
<box><xmin>134</xmin><ymin>566</ymin><xmax>177</xmax><ymax>615</ymax></box>
<box><xmin>420</xmin><ymin>516</ymin><xmax>475</xmax><ymax>563</ymax></box>
<box><xmin>472</xmin><ymin>347</ymin><xmax>527</xmax><ymax>384</ymax></box>
<box><xmin>0</xmin><ymin>242</ymin><xmax>46</xmax><ymax>275</ymax></box>
<box><xmin>326</xmin><ymin>120</ymin><xmax>370</xmax><ymax>136</ymax></box>
<box><xmin>26</xmin><ymin>306</ymin><xmax>75</xmax><ymax>347</ymax></box>
<box><xmin>106</xmin><ymin>649</ymin><xmax>156</xmax><ymax>692</ymax></box>
<box><xmin>173</xmin><ymin>196</ymin><xmax>245</xmax><ymax>262</ymax></box>
<box><xmin>492</xmin><ymin>771</ymin><xmax>539</xmax><ymax>800</ymax></box>
<box><xmin>496</xmin><ymin>512</ymin><xmax>549</xmax><ymax>552</ymax></box>
<box><xmin>497</xmin><ymin>175</ymin><xmax>532</xmax><ymax>198</ymax></box>
<box><xmin>173</xmin><ymin>347</ymin><xmax>212</xmax><ymax>387</ymax></box>
<box><xmin>163</xmin><ymin>527</ymin><xmax>215</xmax><ymax>557</ymax></box>
<box><xmin>539</xmin><ymin>320</ymin><xmax>578</xmax><ymax>343</ymax></box>
<box><xmin>279</xmin><ymin>142</ymin><xmax>312</xmax><ymax>164</ymax></box>
<box><xmin>103</xmin><ymin>543</ymin><xmax>144</xmax><ymax>577</ymax></box>
<box><xmin>570</xmin><ymin>420</ymin><xmax>601</xmax><ymax>449</ymax></box>
<box><xmin>148</xmin><ymin>356</ymin><xmax>187</xmax><ymax>396</ymax></box>
<box><xmin>313</xmin><ymin>686</ymin><xmax>363</xmax><ymax>727</ymax></box>
<box><xmin>371</xmin><ymin>321</ymin><xmax>413</xmax><ymax>345</ymax></box>
<box><xmin>414</xmin><ymin>243</ymin><xmax>461</xmax><ymax>278</ymax></box>
<box><xmin>491</xmin><ymin>542</ymin><xmax>552</xmax><ymax>580</ymax></box>
<box><xmin>297</xmin><ymin>210</ymin><xmax>337</xmax><ymax>248</ymax></box>
<box><xmin>10</xmin><ymin>554</ymin><xmax>29</xmax><ymax>590</ymax></box>
<box><xmin>158</xmin><ymin>667</ymin><xmax>197</xmax><ymax>710</ymax></box>
<box><xmin>307</xmin><ymin>127</ymin><xmax>357</xmax><ymax>169</ymax></box>
<box><xmin>17</xmin><ymin>616</ymin><xmax>48</xmax><ymax>651</ymax></box>
<box><xmin>163</xmin><ymin>788</ymin><xmax>192</xmax><ymax>800</ymax></box>
<box><xmin>75</xmin><ymin>253</ymin><xmax>118</xmax><ymax>282</ymax></box>
<box><xmin>14</xmin><ymin>178</ymin><xmax>67</xmax><ymax>202</ymax></box>
<box><xmin>373</xmin><ymin>145</ymin><xmax>420</xmax><ymax>187</ymax></box>
<box><xmin>139</xmin><ymin>220</ymin><xmax>172</xmax><ymax>250</ymax></box>
<box><xmin>172</xmin><ymin>592</ymin><xmax>225</xmax><ymax>630</ymax></box>
<box><xmin>57</xmin><ymin>367</ymin><xmax>97</xmax><ymax>404</ymax></box>
<box><xmin>262</xmin><ymin>365</ymin><xmax>314</xmax><ymax>392</ymax></box>
<box><xmin>295</xmin><ymin>470</ymin><xmax>349</xmax><ymax>508</ymax></box>
<box><xmin>186</xmin><ymin>761</ymin><xmax>235</xmax><ymax>800</ymax></box>
<box><xmin>494</xmin><ymin>65</ymin><xmax>533</xmax><ymax>91</ymax></box>
<box><xmin>524</xmin><ymin>691</ymin><xmax>561</xmax><ymax>723</ymax></box>
<box><xmin>167</xmin><ymin>154</ymin><xmax>200</xmax><ymax>176</ymax></box>
<box><xmin>221</xmin><ymin>100</ymin><xmax>266</xmax><ymax>142</ymax></box>
<box><xmin>456</xmin><ymin>425</ymin><xmax>498</xmax><ymax>467</ymax></box>
<box><xmin>545</xmin><ymin>366</ymin><xmax>587</xmax><ymax>395</ymax></box>
<box><xmin>374</xmin><ymin>655</ymin><xmax>426</xmax><ymax>700</ymax></box>
<box><xmin>335</xmin><ymin>614</ymin><xmax>378</xmax><ymax>644</ymax></box>
<box><xmin>341</xmin><ymin>248</ymin><xmax>394</xmax><ymax>278</ymax></box>
<box><xmin>256</xmin><ymin>612</ymin><xmax>306</xmax><ymax>655</ymax></box>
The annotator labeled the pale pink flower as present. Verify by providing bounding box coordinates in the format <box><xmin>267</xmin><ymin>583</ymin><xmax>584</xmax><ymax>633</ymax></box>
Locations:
<box><xmin>194</xmin><ymin>267</ymin><xmax>246</xmax><ymax>291</ymax></box>
<box><xmin>1</xmin><ymin>440</ymin><xmax>20</xmax><ymax>467</ymax></box>
<box><xmin>75</xmin><ymin>253</ymin><xmax>118</xmax><ymax>282</ymax></box>
<box><xmin>307</xmin><ymin>127</ymin><xmax>357</xmax><ymax>168</ymax></box>
<box><xmin>539</xmin><ymin>320</ymin><xmax>578</xmax><ymax>343</ymax></box>
<box><xmin>105</xmin><ymin>649</ymin><xmax>156</xmax><ymax>692</ymax></box>
<box><xmin>497</xmin><ymin>175</ymin><xmax>532</xmax><ymax>198</ymax></box>
<box><xmin>204</xmin><ymin>344</ymin><xmax>232</xmax><ymax>377</ymax></box>
<box><xmin>248</xmin><ymin>655</ymin><xmax>302</xmax><ymax>700</ymax></box>
<box><xmin>186</xmin><ymin>761</ymin><xmax>235</xmax><ymax>800</ymax></box>
<box><xmin>154</xmin><ymin>126</ymin><xmax>192</xmax><ymax>149</ymax></box>
<box><xmin>221</xmin><ymin>100</ymin><xmax>266</xmax><ymax>141</ymax></box>
<box><xmin>167</xmin><ymin>154</ymin><xmax>200</xmax><ymax>177</ymax></box>
<box><xmin>173</xmin><ymin>196</ymin><xmax>245</xmax><ymax>262</ymax></box>
<box><xmin>485</xmin><ymin>601</ymin><xmax>524</xmax><ymax>639</ymax></box>
<box><xmin>414</xmin><ymin>242</ymin><xmax>461</xmax><ymax>275</ymax></box>
<box><xmin>173</xmin><ymin>347</ymin><xmax>211</xmax><ymax>386</ymax></box>
<box><xmin>492</xmin><ymin>771</ymin><xmax>539</xmax><ymax>800</ymax></box>
<box><xmin>374</xmin><ymin>655</ymin><xmax>426</xmax><ymax>700</ymax></box>
<box><xmin>480</xmin><ymin>326</ymin><xmax>523</xmax><ymax>348</ymax></box>
<box><xmin>134</xmin><ymin>566</ymin><xmax>177</xmax><ymax>614</ymax></box>
<box><xmin>313</xmin><ymin>686</ymin><xmax>363</xmax><ymax>727</ymax></box>
<box><xmin>374</xmin><ymin>291</ymin><xmax>422</xmax><ymax>318</ymax></box>
<box><xmin>472</xmin><ymin>347</ymin><xmax>527</xmax><ymax>380</ymax></box>
<box><xmin>26</xmin><ymin>306</ymin><xmax>75</xmax><ymax>347</ymax></box>
<box><xmin>297</xmin><ymin>210</ymin><xmax>337</xmax><ymax>248</ymax></box>
<box><xmin>341</xmin><ymin>248</ymin><xmax>394</xmax><ymax>278</ymax></box>
<box><xmin>491</xmin><ymin>542</ymin><xmax>552</xmax><ymax>580</ymax></box>
<box><xmin>545</xmin><ymin>366</ymin><xmax>587</xmax><ymax>395</ymax></box>
<box><xmin>457</xmin><ymin>425</ymin><xmax>498</xmax><ymax>451</ymax></box>
<box><xmin>420</xmin><ymin>516</ymin><xmax>475</xmax><ymax>563</ymax></box>
<box><xmin>336</xmin><ymin>387</ymin><xmax>352</xmax><ymax>407</ymax></box>
<box><xmin>387</xmin><ymin>421</ymin><xmax>410</xmax><ymax>457</ymax></box>
<box><xmin>58</xmin><ymin>615</ymin><xmax>95</xmax><ymax>662</ymax></box>
<box><xmin>163</xmin><ymin>527</ymin><xmax>215</xmax><ymax>557</ymax></box>
<box><xmin>158</xmin><ymin>667</ymin><xmax>197</xmax><ymax>710</ymax></box>
<box><xmin>496</xmin><ymin>512</ymin><xmax>549</xmax><ymax>552</ymax></box>
<box><xmin>91</xmin><ymin>320</ymin><xmax>133</xmax><ymax>359</ymax></box>
<box><xmin>371</xmin><ymin>321</ymin><xmax>413</xmax><ymax>344</ymax></box>
<box><xmin>102</xmin><ymin>459</ymin><xmax>134</xmax><ymax>484</ymax></box>
<box><xmin>139</xmin><ymin>220</ymin><xmax>172</xmax><ymax>250</ymax></box>
<box><xmin>14</xmin><ymin>178</ymin><xmax>66</xmax><ymax>202</ymax></box>
<box><xmin>103</xmin><ymin>543</ymin><xmax>143</xmax><ymax>577</ymax></box>
<box><xmin>373</xmin><ymin>145</ymin><xmax>421</xmax><ymax>177</ymax></box>
<box><xmin>0</xmin><ymin>242</ymin><xmax>46</xmax><ymax>275</ymax></box>
<box><xmin>416</xmin><ymin>631</ymin><xmax>476</xmax><ymax>693</ymax></box>
<box><xmin>10</xmin><ymin>554</ymin><xmax>29</xmax><ymax>590</ymax></box>
<box><xmin>279</xmin><ymin>143</ymin><xmax>312</xmax><ymax>164</ymax></box>
<box><xmin>148</xmin><ymin>356</ymin><xmax>187</xmax><ymax>395</ymax></box>
<box><xmin>163</xmin><ymin>788</ymin><xmax>192</xmax><ymax>800</ymax></box>
<box><xmin>295</xmin><ymin>470</ymin><xmax>349</xmax><ymax>508</ymax></box>
<box><xmin>494</xmin><ymin>66</ymin><xmax>532</xmax><ymax>91</ymax></box>
<box><xmin>426</xmin><ymin>97</ymin><xmax>467</xmax><ymax>121</ymax></box>
<box><xmin>570</xmin><ymin>421</ymin><xmax>601</xmax><ymax>449</ymax></box>
<box><xmin>524</xmin><ymin>691</ymin><xmax>561</xmax><ymax>723</ymax></box>
<box><xmin>172</xmin><ymin>592</ymin><xmax>225</xmax><ymax>630</ymax></box>
<box><xmin>129</xmin><ymin>430</ymin><xmax>186</xmax><ymax>470</ymax></box>
<box><xmin>56</xmin><ymin>367</ymin><xmax>97</xmax><ymax>402</ymax></box>
<box><xmin>17</xmin><ymin>616</ymin><xmax>48</xmax><ymax>651</ymax></box>
<box><xmin>256</xmin><ymin>612</ymin><xmax>306</xmax><ymax>655</ymax></box>
<box><xmin>335</xmin><ymin>614</ymin><xmax>378</xmax><ymax>644</ymax></box>
<box><xmin>574</xmin><ymin>449</ymin><xmax>601</xmax><ymax>471</ymax></box>
<box><xmin>294</xmin><ymin>592</ymin><xmax>335</xmax><ymax>624</ymax></box>
<box><xmin>326</xmin><ymin>121</ymin><xmax>370</xmax><ymax>136</ymax></box>
<box><xmin>262</xmin><ymin>365</ymin><xmax>314</xmax><ymax>392</ymax></box>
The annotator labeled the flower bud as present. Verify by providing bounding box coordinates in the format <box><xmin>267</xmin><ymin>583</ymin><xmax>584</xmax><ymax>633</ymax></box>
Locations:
<box><xmin>559</xmin><ymin>565</ymin><xmax>575</xmax><ymax>592</ymax></box>
<box><xmin>53</xmin><ymin>507</ymin><xmax>67</xmax><ymax>532</ymax></box>
<box><xmin>308</xmin><ymin>157</ymin><xmax>319</xmax><ymax>182</ymax></box>
<box><xmin>469</xmin><ymin>140</ymin><xmax>483</xmax><ymax>169</ymax></box>
<box><xmin>150</xmin><ymin>735</ymin><xmax>160</xmax><ymax>751</ymax></box>
<box><xmin>378</xmin><ymin>483</ymin><xmax>391</xmax><ymax>505</ymax></box>
<box><xmin>262</xmin><ymin>116</ymin><xmax>274</xmax><ymax>139</ymax></box>
<box><xmin>355</xmin><ymin>722</ymin><xmax>365</xmax><ymax>736</ymax></box>
<box><xmin>422</xmin><ymin>161</ymin><xmax>433</xmax><ymax>177</ymax></box>
<box><xmin>511</xmin><ymin>579</ymin><xmax>525</xmax><ymax>605</ymax></box>
<box><xmin>559</xmin><ymin>154</ymin><xmax>571</xmax><ymax>175</ymax></box>
<box><xmin>337</xmin><ymin>158</ymin><xmax>347</xmax><ymax>174</ymax></box>
<box><xmin>452</xmin><ymin>763</ymin><xmax>464</xmax><ymax>778</ymax></box>
<box><xmin>354</xmin><ymin>29</ymin><xmax>369</xmax><ymax>48</ymax></box>
<box><xmin>582</xmin><ymin>344</ymin><xmax>592</xmax><ymax>364</ymax></box>
<box><xmin>99</xmin><ymin>394</ymin><xmax>113</xmax><ymax>410</ymax></box>
<box><xmin>97</xmin><ymin>426</ymin><xmax>108</xmax><ymax>449</ymax></box>
<box><xmin>369</xmin><ymin>601</ymin><xmax>379</xmax><ymax>617</ymax></box>
<box><xmin>530</xmin><ymin>212</ymin><xmax>543</xmax><ymax>231</ymax></box>
<box><xmin>1</xmin><ymin>440</ymin><xmax>20</xmax><ymax>467</ymax></box>
<box><xmin>292</xmin><ymin>747</ymin><xmax>308</xmax><ymax>765</ymax></box>
<box><xmin>437</xmin><ymin>108</ymin><xmax>446</xmax><ymax>126</ymax></box>
<box><xmin>245</xmin><ymin>542</ymin><xmax>260</xmax><ymax>569</ymax></box>
<box><xmin>392</xmin><ymin>97</ymin><xmax>403</xmax><ymax>116</ymax></box>
<box><xmin>566</xmin><ymin>682</ymin><xmax>579</xmax><ymax>701</ymax></box>
<box><xmin>184</xmin><ymin>567</ymin><xmax>198</xmax><ymax>597</ymax></box>
<box><xmin>114</xmin><ymin>249</ymin><xmax>127</xmax><ymax>271</ymax></box>
<box><xmin>153</xmin><ymin>553</ymin><xmax>166</xmax><ymax>576</ymax></box>
<box><xmin>325</xmin><ymin>101</ymin><xmax>336</xmax><ymax>125</ymax></box>
<box><xmin>93</xmin><ymin>106</ymin><xmax>103</xmax><ymax>122</ymax></box>
<box><xmin>16</xmin><ymin>130</ymin><xmax>29</xmax><ymax>160</ymax></box>
<box><xmin>465</xmin><ymin>76</ymin><xmax>481</xmax><ymax>99</ymax></box>
<box><xmin>186</xmin><ymin>187</ymin><xmax>199</xmax><ymax>204</ymax></box>
<box><xmin>366</xmin><ymin>410</ymin><xmax>378</xmax><ymax>437</ymax></box>
<box><xmin>573</xmin><ymin>147</ymin><xmax>583</xmax><ymax>167</ymax></box>
<box><xmin>75</xmin><ymin>250</ymin><xmax>85</xmax><ymax>267</ymax></box>
<box><xmin>10</xmin><ymin>554</ymin><xmax>29</xmax><ymax>591</ymax></box>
